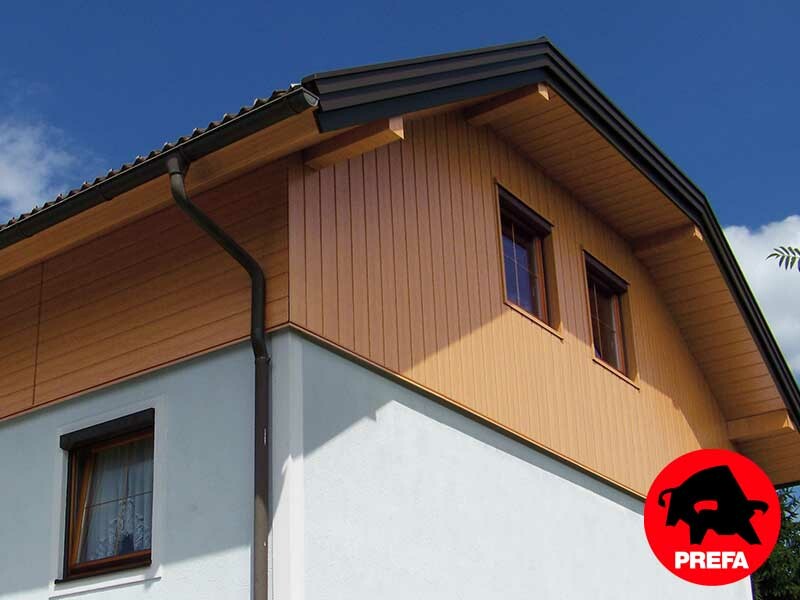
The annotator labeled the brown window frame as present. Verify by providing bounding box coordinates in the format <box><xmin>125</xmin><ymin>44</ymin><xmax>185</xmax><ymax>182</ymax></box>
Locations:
<box><xmin>498</xmin><ymin>186</ymin><xmax>553</xmax><ymax>325</ymax></box>
<box><xmin>585</xmin><ymin>253</ymin><xmax>629</xmax><ymax>375</ymax></box>
<box><xmin>58</xmin><ymin>409</ymin><xmax>154</xmax><ymax>583</ymax></box>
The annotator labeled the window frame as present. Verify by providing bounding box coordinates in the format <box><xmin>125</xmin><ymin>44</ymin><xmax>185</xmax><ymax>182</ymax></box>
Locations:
<box><xmin>498</xmin><ymin>185</ymin><xmax>554</xmax><ymax>326</ymax></box>
<box><xmin>584</xmin><ymin>253</ymin><xmax>630</xmax><ymax>375</ymax></box>
<box><xmin>59</xmin><ymin>409</ymin><xmax>155</xmax><ymax>582</ymax></box>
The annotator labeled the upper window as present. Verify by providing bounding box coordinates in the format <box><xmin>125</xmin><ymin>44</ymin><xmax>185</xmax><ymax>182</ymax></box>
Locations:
<box><xmin>60</xmin><ymin>409</ymin><xmax>154</xmax><ymax>580</ymax></box>
<box><xmin>499</xmin><ymin>187</ymin><xmax>552</xmax><ymax>324</ymax></box>
<box><xmin>585</xmin><ymin>254</ymin><xmax>629</xmax><ymax>374</ymax></box>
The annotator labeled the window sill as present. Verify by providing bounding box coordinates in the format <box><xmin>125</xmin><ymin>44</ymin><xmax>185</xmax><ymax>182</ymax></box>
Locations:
<box><xmin>592</xmin><ymin>356</ymin><xmax>639</xmax><ymax>390</ymax></box>
<box><xmin>52</xmin><ymin>558</ymin><xmax>158</xmax><ymax>598</ymax></box>
<box><xmin>504</xmin><ymin>301</ymin><xmax>564</xmax><ymax>341</ymax></box>
<box><xmin>55</xmin><ymin>556</ymin><xmax>152</xmax><ymax>584</ymax></box>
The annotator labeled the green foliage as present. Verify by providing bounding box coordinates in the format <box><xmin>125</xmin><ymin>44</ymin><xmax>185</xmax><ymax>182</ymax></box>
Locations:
<box><xmin>753</xmin><ymin>487</ymin><xmax>800</xmax><ymax>600</ymax></box>
<box><xmin>767</xmin><ymin>247</ymin><xmax>800</xmax><ymax>272</ymax></box>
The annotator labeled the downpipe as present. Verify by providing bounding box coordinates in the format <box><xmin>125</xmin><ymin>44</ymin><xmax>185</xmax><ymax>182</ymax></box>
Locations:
<box><xmin>166</xmin><ymin>154</ymin><xmax>270</xmax><ymax>600</ymax></box>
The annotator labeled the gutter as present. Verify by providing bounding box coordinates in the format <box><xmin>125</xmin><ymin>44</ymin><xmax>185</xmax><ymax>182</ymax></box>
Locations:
<box><xmin>166</xmin><ymin>153</ymin><xmax>271</xmax><ymax>600</ymax></box>
<box><xmin>0</xmin><ymin>86</ymin><xmax>318</xmax><ymax>250</ymax></box>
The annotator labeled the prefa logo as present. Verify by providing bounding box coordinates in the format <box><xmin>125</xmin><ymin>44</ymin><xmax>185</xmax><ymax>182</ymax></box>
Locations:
<box><xmin>644</xmin><ymin>449</ymin><xmax>781</xmax><ymax>586</ymax></box>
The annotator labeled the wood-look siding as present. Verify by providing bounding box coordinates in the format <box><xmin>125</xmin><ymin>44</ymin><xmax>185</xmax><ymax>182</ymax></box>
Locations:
<box><xmin>0</xmin><ymin>161</ymin><xmax>290</xmax><ymax>418</ymax></box>
<box><xmin>288</xmin><ymin>113</ymin><xmax>731</xmax><ymax>494</ymax></box>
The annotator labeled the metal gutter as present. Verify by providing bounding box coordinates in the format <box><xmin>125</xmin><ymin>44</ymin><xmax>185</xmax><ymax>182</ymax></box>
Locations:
<box><xmin>0</xmin><ymin>87</ymin><xmax>318</xmax><ymax>250</ymax></box>
<box><xmin>166</xmin><ymin>154</ymin><xmax>271</xmax><ymax>600</ymax></box>
<box><xmin>302</xmin><ymin>38</ymin><xmax>800</xmax><ymax>431</ymax></box>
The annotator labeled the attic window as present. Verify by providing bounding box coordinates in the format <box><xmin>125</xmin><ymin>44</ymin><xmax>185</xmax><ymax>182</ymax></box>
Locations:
<box><xmin>585</xmin><ymin>254</ymin><xmax>629</xmax><ymax>374</ymax></box>
<box><xmin>60</xmin><ymin>409</ymin><xmax>154</xmax><ymax>581</ymax></box>
<box><xmin>499</xmin><ymin>186</ymin><xmax>553</xmax><ymax>324</ymax></box>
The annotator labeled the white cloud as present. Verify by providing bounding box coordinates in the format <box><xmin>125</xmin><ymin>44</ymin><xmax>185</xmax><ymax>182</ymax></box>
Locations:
<box><xmin>0</xmin><ymin>120</ymin><xmax>83</xmax><ymax>223</ymax></box>
<box><xmin>724</xmin><ymin>216</ymin><xmax>800</xmax><ymax>375</ymax></box>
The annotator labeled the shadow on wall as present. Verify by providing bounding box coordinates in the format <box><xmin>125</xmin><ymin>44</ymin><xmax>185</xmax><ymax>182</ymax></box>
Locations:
<box><xmin>269</xmin><ymin>328</ymin><xmax>643</xmax><ymax>540</ymax></box>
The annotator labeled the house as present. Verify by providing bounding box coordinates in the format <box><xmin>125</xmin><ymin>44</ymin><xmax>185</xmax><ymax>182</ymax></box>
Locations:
<box><xmin>0</xmin><ymin>38</ymin><xmax>797</xmax><ymax>599</ymax></box>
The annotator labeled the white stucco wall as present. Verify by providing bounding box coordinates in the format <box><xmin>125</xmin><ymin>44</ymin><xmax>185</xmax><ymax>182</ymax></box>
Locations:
<box><xmin>0</xmin><ymin>343</ymin><xmax>254</xmax><ymax>600</ymax></box>
<box><xmin>270</xmin><ymin>331</ymin><xmax>752</xmax><ymax>600</ymax></box>
<box><xmin>0</xmin><ymin>329</ymin><xmax>755</xmax><ymax>600</ymax></box>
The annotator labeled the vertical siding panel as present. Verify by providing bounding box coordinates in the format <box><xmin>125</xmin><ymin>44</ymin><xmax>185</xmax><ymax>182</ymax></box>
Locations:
<box><xmin>363</xmin><ymin>151</ymin><xmax>385</xmax><ymax>364</ymax></box>
<box><xmin>400</xmin><ymin>133</ymin><xmax>425</xmax><ymax>380</ymax></box>
<box><xmin>423</xmin><ymin>117</ymin><xmax>452</xmax><ymax>392</ymax></box>
<box><xmin>479</xmin><ymin>126</ymin><xmax>506</xmax><ymax>418</ymax></box>
<box><xmin>466</xmin><ymin>125</ymin><xmax>497</xmax><ymax>414</ymax></box>
<box><xmin>320</xmin><ymin>167</ymin><xmax>339</xmax><ymax>342</ymax></box>
<box><xmin>574</xmin><ymin>190</ymin><xmax>596</xmax><ymax>467</ymax></box>
<box><xmin>390</xmin><ymin>141</ymin><xmax>412</xmax><ymax>374</ymax></box>
<box><xmin>457</xmin><ymin>119</ymin><xmax>486</xmax><ymax>412</ymax></box>
<box><xmin>445</xmin><ymin>114</ymin><xmax>476</xmax><ymax>403</ymax></box>
<box><xmin>335</xmin><ymin>162</ymin><xmax>354</xmax><ymax>350</ymax></box>
<box><xmin>435</xmin><ymin>115</ymin><xmax>460</xmax><ymax>343</ymax></box>
<box><xmin>467</xmin><ymin>125</ymin><xmax>492</xmax><ymax>325</ymax></box>
<box><xmin>304</xmin><ymin>168</ymin><xmax>323</xmax><ymax>334</ymax></box>
<box><xmin>288</xmin><ymin>156</ymin><xmax>306</xmax><ymax>326</ymax></box>
<box><xmin>377</xmin><ymin>145</ymin><xmax>399</xmax><ymax>372</ymax></box>
<box><xmin>411</xmin><ymin>121</ymin><xmax>437</xmax><ymax>384</ymax></box>
<box><xmin>434</xmin><ymin>115</ymin><xmax>463</xmax><ymax>398</ymax></box>
<box><xmin>349</xmin><ymin>156</ymin><xmax>370</xmax><ymax>357</ymax></box>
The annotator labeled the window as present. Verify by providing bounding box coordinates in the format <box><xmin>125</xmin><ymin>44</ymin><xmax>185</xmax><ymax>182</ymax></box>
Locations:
<box><xmin>585</xmin><ymin>254</ymin><xmax>629</xmax><ymax>374</ymax></box>
<box><xmin>499</xmin><ymin>186</ymin><xmax>552</xmax><ymax>323</ymax></box>
<box><xmin>60</xmin><ymin>409</ymin><xmax>154</xmax><ymax>580</ymax></box>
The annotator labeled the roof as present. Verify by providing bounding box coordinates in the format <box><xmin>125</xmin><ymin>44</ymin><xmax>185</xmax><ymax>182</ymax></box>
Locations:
<box><xmin>1</xmin><ymin>38</ymin><xmax>798</xmax><ymax>439</ymax></box>
<box><xmin>0</xmin><ymin>86</ymin><xmax>319</xmax><ymax>246</ymax></box>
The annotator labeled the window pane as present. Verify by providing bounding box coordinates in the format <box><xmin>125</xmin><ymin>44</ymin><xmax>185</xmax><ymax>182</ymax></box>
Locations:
<box><xmin>78</xmin><ymin>436</ymin><xmax>154</xmax><ymax>563</ymax></box>
<box><xmin>504</xmin><ymin>255</ymin><xmax>519</xmax><ymax>305</ymax></box>
<box><xmin>588</xmin><ymin>276</ymin><xmax>623</xmax><ymax>370</ymax></box>
<box><xmin>515</xmin><ymin>260</ymin><xmax>535</xmax><ymax>314</ymax></box>
<box><xmin>502</xmin><ymin>230</ymin><xmax>515</xmax><ymax>260</ymax></box>
<box><xmin>596</xmin><ymin>289</ymin><xmax>619</xmax><ymax>368</ymax></box>
<box><xmin>500</xmin><ymin>203</ymin><xmax>549</xmax><ymax>322</ymax></box>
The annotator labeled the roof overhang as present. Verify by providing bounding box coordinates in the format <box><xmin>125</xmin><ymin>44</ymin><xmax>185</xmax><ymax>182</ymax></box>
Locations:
<box><xmin>0</xmin><ymin>88</ymin><xmax>322</xmax><ymax>274</ymax></box>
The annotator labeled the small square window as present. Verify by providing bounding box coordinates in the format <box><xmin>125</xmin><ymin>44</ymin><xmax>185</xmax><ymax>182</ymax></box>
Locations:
<box><xmin>585</xmin><ymin>254</ymin><xmax>629</xmax><ymax>374</ymax></box>
<box><xmin>60</xmin><ymin>410</ymin><xmax>154</xmax><ymax>581</ymax></box>
<box><xmin>499</xmin><ymin>187</ymin><xmax>552</xmax><ymax>324</ymax></box>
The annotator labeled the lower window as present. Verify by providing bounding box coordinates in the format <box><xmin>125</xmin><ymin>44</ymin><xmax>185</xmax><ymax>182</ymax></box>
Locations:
<box><xmin>61</xmin><ymin>410</ymin><xmax>154</xmax><ymax>580</ymax></box>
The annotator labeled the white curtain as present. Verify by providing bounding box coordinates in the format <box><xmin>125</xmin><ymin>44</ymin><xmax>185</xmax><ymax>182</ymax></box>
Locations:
<box><xmin>80</xmin><ymin>437</ymin><xmax>153</xmax><ymax>562</ymax></box>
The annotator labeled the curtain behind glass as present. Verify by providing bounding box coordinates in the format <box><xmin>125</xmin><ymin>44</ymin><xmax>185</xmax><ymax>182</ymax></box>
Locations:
<box><xmin>79</xmin><ymin>437</ymin><xmax>153</xmax><ymax>562</ymax></box>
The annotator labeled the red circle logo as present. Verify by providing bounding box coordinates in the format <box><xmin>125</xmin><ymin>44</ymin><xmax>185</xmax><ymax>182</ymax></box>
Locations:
<box><xmin>644</xmin><ymin>449</ymin><xmax>780</xmax><ymax>586</ymax></box>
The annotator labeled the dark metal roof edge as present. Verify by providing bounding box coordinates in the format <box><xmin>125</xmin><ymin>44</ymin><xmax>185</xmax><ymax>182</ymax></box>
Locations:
<box><xmin>301</xmin><ymin>37</ymin><xmax>549</xmax><ymax>85</ymax></box>
<box><xmin>305</xmin><ymin>39</ymin><xmax>800</xmax><ymax>431</ymax></box>
<box><xmin>0</xmin><ymin>87</ymin><xmax>318</xmax><ymax>251</ymax></box>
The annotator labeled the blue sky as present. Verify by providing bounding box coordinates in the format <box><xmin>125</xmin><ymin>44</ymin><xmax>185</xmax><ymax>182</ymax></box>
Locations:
<box><xmin>1</xmin><ymin>0</ymin><xmax>798</xmax><ymax>226</ymax></box>
<box><xmin>2</xmin><ymin>0</ymin><xmax>800</xmax><ymax>369</ymax></box>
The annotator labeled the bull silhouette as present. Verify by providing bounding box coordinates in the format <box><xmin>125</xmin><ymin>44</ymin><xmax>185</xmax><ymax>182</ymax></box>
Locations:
<box><xmin>658</xmin><ymin>465</ymin><xmax>769</xmax><ymax>545</ymax></box>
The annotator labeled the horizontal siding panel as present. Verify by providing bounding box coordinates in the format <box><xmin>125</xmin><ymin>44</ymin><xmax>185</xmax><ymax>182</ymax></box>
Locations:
<box><xmin>0</xmin><ymin>161</ymin><xmax>290</xmax><ymax>415</ymax></box>
<box><xmin>0</xmin><ymin>265</ymin><xmax>41</xmax><ymax>418</ymax></box>
<box><xmin>0</xmin><ymin>387</ymin><xmax>35</xmax><ymax>419</ymax></box>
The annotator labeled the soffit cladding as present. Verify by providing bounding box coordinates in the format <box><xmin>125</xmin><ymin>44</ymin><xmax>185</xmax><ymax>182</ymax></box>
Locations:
<box><xmin>301</xmin><ymin>38</ymin><xmax>800</xmax><ymax>446</ymax></box>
